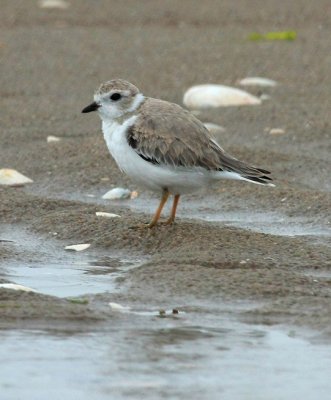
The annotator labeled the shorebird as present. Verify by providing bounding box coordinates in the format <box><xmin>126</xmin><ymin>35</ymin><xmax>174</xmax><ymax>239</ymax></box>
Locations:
<box><xmin>82</xmin><ymin>79</ymin><xmax>273</xmax><ymax>227</ymax></box>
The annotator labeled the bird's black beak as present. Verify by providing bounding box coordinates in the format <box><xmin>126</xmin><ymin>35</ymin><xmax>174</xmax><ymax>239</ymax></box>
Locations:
<box><xmin>81</xmin><ymin>101</ymin><xmax>100</xmax><ymax>113</ymax></box>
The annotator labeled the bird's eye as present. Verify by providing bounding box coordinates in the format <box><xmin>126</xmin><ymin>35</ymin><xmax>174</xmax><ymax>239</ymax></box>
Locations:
<box><xmin>110</xmin><ymin>93</ymin><xmax>121</xmax><ymax>101</ymax></box>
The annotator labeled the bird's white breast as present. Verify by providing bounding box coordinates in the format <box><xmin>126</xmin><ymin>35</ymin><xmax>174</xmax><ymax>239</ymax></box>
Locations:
<box><xmin>102</xmin><ymin>115</ymin><xmax>164</xmax><ymax>190</ymax></box>
<box><xmin>102</xmin><ymin>116</ymin><xmax>138</xmax><ymax>173</ymax></box>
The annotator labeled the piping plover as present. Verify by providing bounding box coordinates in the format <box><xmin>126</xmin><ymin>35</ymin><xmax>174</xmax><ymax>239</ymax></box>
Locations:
<box><xmin>82</xmin><ymin>79</ymin><xmax>273</xmax><ymax>227</ymax></box>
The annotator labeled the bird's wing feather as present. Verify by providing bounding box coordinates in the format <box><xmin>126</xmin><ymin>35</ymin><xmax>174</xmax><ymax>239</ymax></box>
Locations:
<box><xmin>127</xmin><ymin>98</ymin><xmax>272</xmax><ymax>182</ymax></box>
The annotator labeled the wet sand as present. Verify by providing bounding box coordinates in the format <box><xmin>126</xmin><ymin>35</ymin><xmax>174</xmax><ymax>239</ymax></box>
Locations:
<box><xmin>0</xmin><ymin>1</ymin><xmax>331</xmax><ymax>398</ymax></box>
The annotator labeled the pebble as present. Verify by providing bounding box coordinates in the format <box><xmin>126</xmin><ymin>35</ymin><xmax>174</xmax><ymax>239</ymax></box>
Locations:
<box><xmin>102</xmin><ymin>187</ymin><xmax>132</xmax><ymax>200</ymax></box>
<box><xmin>183</xmin><ymin>84</ymin><xmax>261</xmax><ymax>109</ymax></box>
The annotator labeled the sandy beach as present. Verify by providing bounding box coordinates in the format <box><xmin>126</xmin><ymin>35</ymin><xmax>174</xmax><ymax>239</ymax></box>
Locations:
<box><xmin>0</xmin><ymin>1</ymin><xmax>330</xmax><ymax>398</ymax></box>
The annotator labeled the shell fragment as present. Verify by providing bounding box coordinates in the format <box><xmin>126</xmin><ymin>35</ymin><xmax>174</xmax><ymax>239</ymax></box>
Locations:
<box><xmin>183</xmin><ymin>84</ymin><xmax>261</xmax><ymax>109</ymax></box>
<box><xmin>0</xmin><ymin>283</ymin><xmax>36</xmax><ymax>293</ymax></box>
<box><xmin>239</xmin><ymin>77</ymin><xmax>278</xmax><ymax>87</ymax></box>
<box><xmin>47</xmin><ymin>135</ymin><xmax>61</xmax><ymax>143</ymax></box>
<box><xmin>39</xmin><ymin>0</ymin><xmax>70</xmax><ymax>9</ymax></box>
<box><xmin>65</xmin><ymin>243</ymin><xmax>91</xmax><ymax>252</ymax></box>
<box><xmin>269</xmin><ymin>128</ymin><xmax>286</xmax><ymax>135</ymax></box>
<box><xmin>0</xmin><ymin>169</ymin><xmax>33</xmax><ymax>186</ymax></box>
<box><xmin>96</xmin><ymin>212</ymin><xmax>121</xmax><ymax>218</ymax></box>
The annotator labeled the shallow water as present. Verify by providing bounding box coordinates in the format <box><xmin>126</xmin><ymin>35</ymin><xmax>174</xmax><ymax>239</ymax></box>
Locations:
<box><xmin>1</xmin><ymin>311</ymin><xmax>331</xmax><ymax>400</ymax></box>
<box><xmin>1</xmin><ymin>225</ymin><xmax>331</xmax><ymax>399</ymax></box>
<box><xmin>4</xmin><ymin>258</ymin><xmax>138</xmax><ymax>297</ymax></box>
<box><xmin>0</xmin><ymin>225</ymin><xmax>143</xmax><ymax>297</ymax></box>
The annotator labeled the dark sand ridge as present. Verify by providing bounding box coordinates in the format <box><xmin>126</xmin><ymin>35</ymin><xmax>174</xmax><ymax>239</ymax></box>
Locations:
<box><xmin>0</xmin><ymin>0</ymin><xmax>330</xmax><ymax>336</ymax></box>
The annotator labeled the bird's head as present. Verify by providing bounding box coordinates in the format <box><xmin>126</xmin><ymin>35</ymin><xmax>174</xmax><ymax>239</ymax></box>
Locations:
<box><xmin>82</xmin><ymin>79</ymin><xmax>144</xmax><ymax>121</ymax></box>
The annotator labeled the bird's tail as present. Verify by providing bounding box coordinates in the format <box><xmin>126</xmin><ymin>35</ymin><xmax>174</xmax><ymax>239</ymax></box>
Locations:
<box><xmin>215</xmin><ymin>151</ymin><xmax>275</xmax><ymax>187</ymax></box>
<box><xmin>238</xmin><ymin>168</ymin><xmax>275</xmax><ymax>187</ymax></box>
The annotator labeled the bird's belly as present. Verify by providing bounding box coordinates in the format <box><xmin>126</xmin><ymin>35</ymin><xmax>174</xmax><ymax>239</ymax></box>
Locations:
<box><xmin>124</xmin><ymin>160</ymin><xmax>208</xmax><ymax>194</ymax></box>
<box><xmin>102</xmin><ymin>119</ymin><xmax>208</xmax><ymax>194</ymax></box>
<box><xmin>113</xmin><ymin>144</ymin><xmax>207</xmax><ymax>194</ymax></box>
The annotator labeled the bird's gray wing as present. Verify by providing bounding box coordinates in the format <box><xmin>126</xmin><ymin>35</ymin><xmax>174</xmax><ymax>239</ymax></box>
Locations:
<box><xmin>127</xmin><ymin>98</ymin><xmax>226</xmax><ymax>170</ymax></box>
<box><xmin>127</xmin><ymin>98</ymin><xmax>272</xmax><ymax>183</ymax></box>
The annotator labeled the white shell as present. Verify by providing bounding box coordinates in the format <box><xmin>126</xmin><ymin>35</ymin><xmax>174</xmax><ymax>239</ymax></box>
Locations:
<box><xmin>0</xmin><ymin>283</ymin><xmax>36</xmax><ymax>292</ymax></box>
<box><xmin>102</xmin><ymin>187</ymin><xmax>131</xmax><ymax>200</ymax></box>
<box><xmin>39</xmin><ymin>0</ymin><xmax>69</xmax><ymax>9</ymax></box>
<box><xmin>96</xmin><ymin>212</ymin><xmax>121</xmax><ymax>218</ymax></box>
<box><xmin>183</xmin><ymin>84</ymin><xmax>261</xmax><ymax>109</ymax></box>
<box><xmin>203</xmin><ymin>123</ymin><xmax>226</xmax><ymax>134</ymax></box>
<box><xmin>0</xmin><ymin>169</ymin><xmax>33</xmax><ymax>186</ymax></box>
<box><xmin>47</xmin><ymin>135</ymin><xmax>61</xmax><ymax>143</ymax></box>
<box><xmin>65</xmin><ymin>243</ymin><xmax>91</xmax><ymax>251</ymax></box>
<box><xmin>239</xmin><ymin>77</ymin><xmax>278</xmax><ymax>87</ymax></box>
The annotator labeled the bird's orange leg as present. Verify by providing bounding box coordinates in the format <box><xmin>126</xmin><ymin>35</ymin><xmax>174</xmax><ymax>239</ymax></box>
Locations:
<box><xmin>165</xmin><ymin>194</ymin><xmax>180</xmax><ymax>225</ymax></box>
<box><xmin>148</xmin><ymin>190</ymin><xmax>170</xmax><ymax>228</ymax></box>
